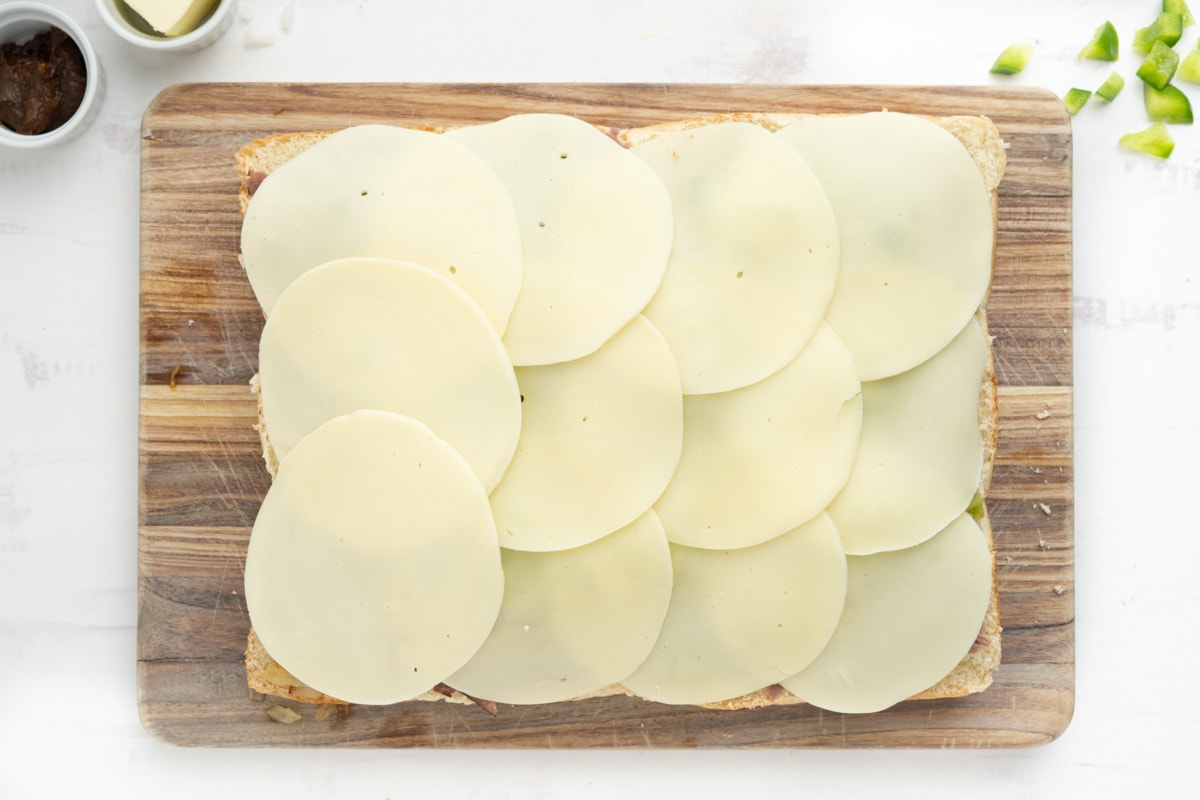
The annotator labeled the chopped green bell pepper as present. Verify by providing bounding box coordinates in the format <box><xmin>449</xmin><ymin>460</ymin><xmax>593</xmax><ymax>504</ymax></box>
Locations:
<box><xmin>1096</xmin><ymin>72</ymin><xmax>1126</xmax><ymax>101</ymax></box>
<box><xmin>1144</xmin><ymin>81</ymin><xmax>1194</xmax><ymax>123</ymax></box>
<box><xmin>1119</xmin><ymin>121</ymin><xmax>1175</xmax><ymax>158</ymax></box>
<box><xmin>990</xmin><ymin>43</ymin><xmax>1034</xmax><ymax>74</ymax></box>
<box><xmin>1079</xmin><ymin>21</ymin><xmax>1120</xmax><ymax>61</ymax></box>
<box><xmin>1134</xmin><ymin>13</ymin><xmax>1184</xmax><ymax>53</ymax></box>
<box><xmin>1162</xmin><ymin>0</ymin><xmax>1194</xmax><ymax>28</ymax></box>
<box><xmin>1063</xmin><ymin>88</ymin><xmax>1092</xmax><ymax>115</ymax></box>
<box><xmin>1137</xmin><ymin>40</ymin><xmax>1182</xmax><ymax>89</ymax></box>
<box><xmin>1179</xmin><ymin>49</ymin><xmax>1200</xmax><ymax>83</ymax></box>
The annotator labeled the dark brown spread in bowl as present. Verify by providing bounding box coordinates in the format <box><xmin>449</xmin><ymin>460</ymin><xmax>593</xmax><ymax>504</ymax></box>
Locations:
<box><xmin>0</xmin><ymin>26</ymin><xmax>87</xmax><ymax>136</ymax></box>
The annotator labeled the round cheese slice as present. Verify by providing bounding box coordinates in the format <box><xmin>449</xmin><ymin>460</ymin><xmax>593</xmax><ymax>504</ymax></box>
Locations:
<box><xmin>244</xmin><ymin>410</ymin><xmax>504</xmax><ymax>706</ymax></box>
<box><xmin>775</xmin><ymin>112</ymin><xmax>994</xmax><ymax>381</ymax></box>
<box><xmin>257</xmin><ymin>257</ymin><xmax>521</xmax><ymax>493</ymax></box>
<box><xmin>655</xmin><ymin>323</ymin><xmax>862</xmax><ymax>550</ymax></box>
<box><xmin>449</xmin><ymin>113</ymin><xmax>674</xmax><ymax>366</ymax></box>
<box><xmin>240</xmin><ymin>124</ymin><xmax>523</xmax><ymax>333</ymax></box>
<box><xmin>621</xmin><ymin>513</ymin><xmax>846</xmax><ymax>706</ymax></box>
<box><xmin>490</xmin><ymin>315</ymin><xmax>683</xmax><ymax>551</ymax></box>
<box><xmin>631</xmin><ymin>121</ymin><xmax>839</xmax><ymax>395</ymax></box>
<box><xmin>781</xmin><ymin>512</ymin><xmax>993</xmax><ymax>714</ymax></box>
<box><xmin>446</xmin><ymin>511</ymin><xmax>673</xmax><ymax>705</ymax></box>
<box><xmin>829</xmin><ymin>319</ymin><xmax>989</xmax><ymax>554</ymax></box>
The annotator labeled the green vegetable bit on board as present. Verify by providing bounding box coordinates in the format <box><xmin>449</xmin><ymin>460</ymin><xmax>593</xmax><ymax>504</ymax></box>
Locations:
<box><xmin>1079</xmin><ymin>21</ymin><xmax>1120</xmax><ymax>60</ymax></box>
<box><xmin>1179</xmin><ymin>49</ymin><xmax>1200</xmax><ymax>84</ymax></box>
<box><xmin>1136</xmin><ymin>40</ymin><xmax>1181</xmax><ymax>90</ymax></box>
<box><xmin>1119</xmin><ymin>121</ymin><xmax>1175</xmax><ymax>158</ymax></box>
<box><xmin>990</xmin><ymin>43</ymin><xmax>1034</xmax><ymax>74</ymax></box>
<box><xmin>1063</xmin><ymin>88</ymin><xmax>1092</xmax><ymax>115</ymax></box>
<box><xmin>1096</xmin><ymin>72</ymin><xmax>1126</xmax><ymax>101</ymax></box>
<box><xmin>1162</xmin><ymin>0</ymin><xmax>1194</xmax><ymax>28</ymax></box>
<box><xmin>1134</xmin><ymin>12</ymin><xmax>1184</xmax><ymax>53</ymax></box>
<box><xmin>1144</xmin><ymin>81</ymin><xmax>1194</xmax><ymax>123</ymax></box>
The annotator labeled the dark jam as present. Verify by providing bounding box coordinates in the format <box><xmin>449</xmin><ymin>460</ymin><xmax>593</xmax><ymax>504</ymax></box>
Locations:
<box><xmin>0</xmin><ymin>26</ymin><xmax>87</xmax><ymax>136</ymax></box>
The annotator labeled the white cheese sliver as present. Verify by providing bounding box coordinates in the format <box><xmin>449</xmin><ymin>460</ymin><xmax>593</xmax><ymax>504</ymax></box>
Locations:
<box><xmin>490</xmin><ymin>315</ymin><xmax>683</xmax><ymax>551</ymax></box>
<box><xmin>622</xmin><ymin>513</ymin><xmax>846</xmax><ymax>706</ymax></box>
<box><xmin>632</xmin><ymin>122</ymin><xmax>839</xmax><ymax>395</ymax></box>
<box><xmin>781</xmin><ymin>513</ymin><xmax>993</xmax><ymax>714</ymax></box>
<box><xmin>776</xmin><ymin>112</ymin><xmax>993</xmax><ymax>381</ymax></box>
<box><xmin>446</xmin><ymin>511</ymin><xmax>673</xmax><ymax>705</ymax></box>
<box><xmin>450</xmin><ymin>114</ymin><xmax>673</xmax><ymax>366</ymax></box>
<box><xmin>655</xmin><ymin>323</ymin><xmax>862</xmax><ymax>550</ymax></box>
<box><xmin>240</xmin><ymin>124</ymin><xmax>523</xmax><ymax>334</ymax></box>
<box><xmin>244</xmin><ymin>411</ymin><xmax>504</xmax><ymax>706</ymax></box>
<box><xmin>257</xmin><ymin>257</ymin><xmax>521</xmax><ymax>493</ymax></box>
<box><xmin>829</xmin><ymin>318</ymin><xmax>988</xmax><ymax>554</ymax></box>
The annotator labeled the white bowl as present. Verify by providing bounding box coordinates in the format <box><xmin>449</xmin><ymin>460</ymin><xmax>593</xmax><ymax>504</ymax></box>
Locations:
<box><xmin>95</xmin><ymin>0</ymin><xmax>237</xmax><ymax>52</ymax></box>
<box><xmin>0</xmin><ymin>3</ymin><xmax>103</xmax><ymax>148</ymax></box>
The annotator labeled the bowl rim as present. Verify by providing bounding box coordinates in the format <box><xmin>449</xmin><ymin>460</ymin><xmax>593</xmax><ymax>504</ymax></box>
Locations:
<box><xmin>93</xmin><ymin>0</ymin><xmax>235</xmax><ymax>52</ymax></box>
<box><xmin>0</xmin><ymin>2</ymin><xmax>101</xmax><ymax>148</ymax></box>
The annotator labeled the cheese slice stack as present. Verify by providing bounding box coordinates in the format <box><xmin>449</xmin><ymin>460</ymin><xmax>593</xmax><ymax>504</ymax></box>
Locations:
<box><xmin>242</xmin><ymin>110</ymin><xmax>999</xmax><ymax>714</ymax></box>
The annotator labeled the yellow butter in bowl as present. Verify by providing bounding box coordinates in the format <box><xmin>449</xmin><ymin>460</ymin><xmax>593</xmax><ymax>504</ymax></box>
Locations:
<box><xmin>121</xmin><ymin>0</ymin><xmax>218</xmax><ymax>37</ymax></box>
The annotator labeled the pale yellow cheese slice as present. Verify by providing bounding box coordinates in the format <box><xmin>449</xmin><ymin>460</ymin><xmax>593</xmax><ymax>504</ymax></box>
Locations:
<box><xmin>828</xmin><ymin>319</ymin><xmax>989</xmax><ymax>554</ymax></box>
<box><xmin>244</xmin><ymin>410</ymin><xmax>504</xmax><ymax>706</ymax></box>
<box><xmin>448</xmin><ymin>114</ymin><xmax>674</xmax><ymax>366</ymax></box>
<box><xmin>446</xmin><ymin>511</ymin><xmax>673</xmax><ymax>705</ymax></box>
<box><xmin>780</xmin><ymin>513</ymin><xmax>993</xmax><ymax>714</ymax></box>
<box><xmin>775</xmin><ymin>112</ymin><xmax>994</xmax><ymax>381</ymax></box>
<box><xmin>240</xmin><ymin>124</ymin><xmax>523</xmax><ymax>333</ymax></box>
<box><xmin>489</xmin><ymin>315</ymin><xmax>683</xmax><ymax>551</ymax></box>
<box><xmin>621</xmin><ymin>513</ymin><xmax>846</xmax><ymax>706</ymax></box>
<box><xmin>257</xmin><ymin>257</ymin><xmax>521</xmax><ymax>493</ymax></box>
<box><xmin>631</xmin><ymin>121</ymin><xmax>840</xmax><ymax>394</ymax></box>
<box><xmin>655</xmin><ymin>323</ymin><xmax>862</xmax><ymax>550</ymax></box>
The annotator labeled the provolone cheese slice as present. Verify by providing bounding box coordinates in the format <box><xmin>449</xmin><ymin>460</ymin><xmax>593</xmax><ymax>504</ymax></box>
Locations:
<box><xmin>447</xmin><ymin>511</ymin><xmax>673</xmax><ymax>705</ymax></box>
<box><xmin>829</xmin><ymin>319</ymin><xmax>989</xmax><ymax>554</ymax></box>
<box><xmin>781</xmin><ymin>513</ymin><xmax>993</xmax><ymax>714</ymax></box>
<box><xmin>449</xmin><ymin>114</ymin><xmax>674</xmax><ymax>365</ymax></box>
<box><xmin>622</xmin><ymin>513</ymin><xmax>846</xmax><ymax>706</ymax></box>
<box><xmin>776</xmin><ymin>112</ymin><xmax>994</xmax><ymax>381</ymax></box>
<box><xmin>631</xmin><ymin>121</ymin><xmax>839</xmax><ymax>394</ymax></box>
<box><xmin>257</xmin><ymin>257</ymin><xmax>521</xmax><ymax>492</ymax></box>
<box><xmin>240</xmin><ymin>124</ymin><xmax>523</xmax><ymax>333</ymax></box>
<box><xmin>244</xmin><ymin>411</ymin><xmax>504</xmax><ymax>706</ymax></box>
<box><xmin>490</xmin><ymin>315</ymin><xmax>683</xmax><ymax>551</ymax></box>
<box><xmin>655</xmin><ymin>323</ymin><xmax>862</xmax><ymax>550</ymax></box>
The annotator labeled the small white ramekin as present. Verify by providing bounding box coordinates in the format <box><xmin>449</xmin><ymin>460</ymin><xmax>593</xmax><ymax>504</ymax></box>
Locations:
<box><xmin>95</xmin><ymin>0</ymin><xmax>237</xmax><ymax>53</ymax></box>
<box><xmin>0</xmin><ymin>2</ymin><xmax>103</xmax><ymax>148</ymax></box>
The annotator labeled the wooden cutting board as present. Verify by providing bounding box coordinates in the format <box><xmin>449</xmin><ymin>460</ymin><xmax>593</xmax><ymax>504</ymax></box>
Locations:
<box><xmin>138</xmin><ymin>83</ymin><xmax>1074</xmax><ymax>748</ymax></box>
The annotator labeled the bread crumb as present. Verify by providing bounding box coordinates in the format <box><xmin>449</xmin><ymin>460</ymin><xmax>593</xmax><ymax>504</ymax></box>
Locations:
<box><xmin>1053</xmin><ymin>585</ymin><xmax>1065</xmax><ymax>594</ymax></box>
<box><xmin>266</xmin><ymin>705</ymin><xmax>302</xmax><ymax>724</ymax></box>
<box><xmin>1036</xmin><ymin>409</ymin><xmax>1051</xmax><ymax>420</ymax></box>
<box><xmin>1036</xmin><ymin>502</ymin><xmax>1051</xmax><ymax>515</ymax></box>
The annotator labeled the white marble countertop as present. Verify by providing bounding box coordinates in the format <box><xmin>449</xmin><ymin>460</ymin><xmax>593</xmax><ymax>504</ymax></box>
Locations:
<box><xmin>2</xmin><ymin>0</ymin><xmax>1196</xmax><ymax>796</ymax></box>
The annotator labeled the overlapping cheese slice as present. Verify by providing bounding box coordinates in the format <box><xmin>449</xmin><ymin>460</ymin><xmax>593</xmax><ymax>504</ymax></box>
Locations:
<box><xmin>244</xmin><ymin>410</ymin><xmax>504</xmax><ymax>706</ymax></box>
<box><xmin>240</xmin><ymin>124</ymin><xmax>523</xmax><ymax>333</ymax></box>
<box><xmin>630</xmin><ymin>121</ymin><xmax>840</xmax><ymax>395</ymax></box>
<box><xmin>448</xmin><ymin>113</ymin><xmax>674</xmax><ymax>366</ymax></box>
<box><xmin>621</xmin><ymin>513</ymin><xmax>846</xmax><ymax>706</ymax></box>
<box><xmin>655</xmin><ymin>323</ymin><xmax>862</xmax><ymax>550</ymax></box>
<box><xmin>489</xmin><ymin>315</ymin><xmax>683</xmax><ymax>551</ymax></box>
<box><xmin>257</xmin><ymin>257</ymin><xmax>521</xmax><ymax>493</ymax></box>
<box><xmin>781</xmin><ymin>512</ymin><xmax>993</xmax><ymax>714</ymax></box>
<box><xmin>776</xmin><ymin>112</ymin><xmax>994</xmax><ymax>381</ymax></box>
<box><xmin>828</xmin><ymin>318</ymin><xmax>989</xmax><ymax>554</ymax></box>
<box><xmin>446</xmin><ymin>511</ymin><xmax>673</xmax><ymax>705</ymax></box>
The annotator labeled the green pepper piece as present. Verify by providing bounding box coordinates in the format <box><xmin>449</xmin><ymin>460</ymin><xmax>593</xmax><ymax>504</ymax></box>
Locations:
<box><xmin>1135</xmin><ymin>13</ymin><xmax>1184</xmax><ymax>53</ymax></box>
<box><xmin>990</xmin><ymin>43</ymin><xmax>1034</xmax><ymax>74</ymax></box>
<box><xmin>1137</xmin><ymin>40</ymin><xmax>1181</xmax><ymax>89</ymax></box>
<box><xmin>1079</xmin><ymin>21</ymin><xmax>1120</xmax><ymax>60</ymax></box>
<box><xmin>1062</xmin><ymin>88</ymin><xmax>1092</xmax><ymax>115</ymax></box>
<box><xmin>1119</xmin><ymin>121</ymin><xmax>1175</xmax><ymax>158</ymax></box>
<box><xmin>1162</xmin><ymin>0</ymin><xmax>1194</xmax><ymax>28</ymax></box>
<box><xmin>1179</xmin><ymin>49</ymin><xmax>1200</xmax><ymax>83</ymax></box>
<box><xmin>966</xmin><ymin>492</ymin><xmax>986</xmax><ymax>522</ymax></box>
<box><xmin>1144</xmin><ymin>81</ymin><xmax>1195</xmax><ymax>122</ymax></box>
<box><xmin>1095</xmin><ymin>72</ymin><xmax>1126</xmax><ymax>101</ymax></box>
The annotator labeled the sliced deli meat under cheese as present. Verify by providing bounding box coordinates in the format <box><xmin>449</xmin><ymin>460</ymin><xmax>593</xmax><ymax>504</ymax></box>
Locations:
<box><xmin>446</xmin><ymin>511</ymin><xmax>673</xmax><ymax>705</ymax></box>
<box><xmin>449</xmin><ymin>114</ymin><xmax>674</xmax><ymax>366</ymax></box>
<box><xmin>244</xmin><ymin>411</ymin><xmax>504</xmax><ymax>706</ymax></box>
<box><xmin>775</xmin><ymin>112</ymin><xmax>994</xmax><ymax>381</ymax></box>
<box><xmin>240</xmin><ymin>124</ymin><xmax>523</xmax><ymax>333</ymax></box>
<box><xmin>828</xmin><ymin>318</ymin><xmax>989</xmax><ymax>555</ymax></box>
<box><xmin>655</xmin><ymin>323</ymin><xmax>862</xmax><ymax>550</ymax></box>
<box><xmin>622</xmin><ymin>513</ymin><xmax>846</xmax><ymax>706</ymax></box>
<box><xmin>630</xmin><ymin>121</ymin><xmax>840</xmax><ymax>395</ymax></box>
<box><xmin>257</xmin><ymin>257</ymin><xmax>521</xmax><ymax>493</ymax></box>
<box><xmin>490</xmin><ymin>315</ymin><xmax>683</xmax><ymax>551</ymax></box>
<box><xmin>780</xmin><ymin>513</ymin><xmax>993</xmax><ymax>714</ymax></box>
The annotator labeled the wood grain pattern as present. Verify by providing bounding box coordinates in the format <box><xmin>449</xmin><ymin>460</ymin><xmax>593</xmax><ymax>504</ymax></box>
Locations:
<box><xmin>138</xmin><ymin>83</ymin><xmax>1074</xmax><ymax>748</ymax></box>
